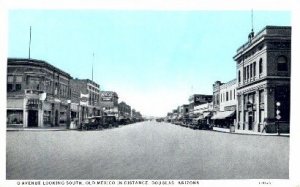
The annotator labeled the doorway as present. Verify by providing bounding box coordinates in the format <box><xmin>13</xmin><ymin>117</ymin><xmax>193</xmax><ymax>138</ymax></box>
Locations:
<box><xmin>248</xmin><ymin>115</ymin><xmax>253</xmax><ymax>130</ymax></box>
<box><xmin>55</xmin><ymin>110</ymin><xmax>59</xmax><ymax>126</ymax></box>
<box><xmin>27</xmin><ymin>110</ymin><xmax>38</xmax><ymax>127</ymax></box>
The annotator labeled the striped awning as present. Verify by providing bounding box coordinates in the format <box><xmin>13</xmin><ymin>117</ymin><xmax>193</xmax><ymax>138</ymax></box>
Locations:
<box><xmin>211</xmin><ymin>110</ymin><xmax>235</xmax><ymax>120</ymax></box>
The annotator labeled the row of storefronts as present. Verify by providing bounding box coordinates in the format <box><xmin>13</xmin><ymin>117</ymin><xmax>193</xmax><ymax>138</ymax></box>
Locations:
<box><xmin>166</xmin><ymin>26</ymin><xmax>291</xmax><ymax>133</ymax></box>
<box><xmin>7</xmin><ymin>58</ymin><xmax>143</xmax><ymax>128</ymax></box>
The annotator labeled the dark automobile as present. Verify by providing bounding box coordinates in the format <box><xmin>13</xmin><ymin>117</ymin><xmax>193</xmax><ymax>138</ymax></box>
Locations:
<box><xmin>189</xmin><ymin>118</ymin><xmax>212</xmax><ymax>130</ymax></box>
<box><xmin>80</xmin><ymin>116</ymin><xmax>102</xmax><ymax>130</ymax></box>
<box><xmin>102</xmin><ymin>115</ymin><xmax>117</xmax><ymax>128</ymax></box>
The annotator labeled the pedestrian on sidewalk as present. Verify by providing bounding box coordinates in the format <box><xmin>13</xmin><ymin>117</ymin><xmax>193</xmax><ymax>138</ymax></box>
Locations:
<box><xmin>261</xmin><ymin>118</ymin><xmax>267</xmax><ymax>133</ymax></box>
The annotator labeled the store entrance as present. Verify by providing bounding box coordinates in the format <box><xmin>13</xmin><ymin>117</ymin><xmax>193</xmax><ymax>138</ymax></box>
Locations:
<box><xmin>248</xmin><ymin>114</ymin><xmax>253</xmax><ymax>130</ymax></box>
<box><xmin>28</xmin><ymin>110</ymin><xmax>38</xmax><ymax>127</ymax></box>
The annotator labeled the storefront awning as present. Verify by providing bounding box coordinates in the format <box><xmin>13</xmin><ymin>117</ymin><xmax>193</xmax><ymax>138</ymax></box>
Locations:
<box><xmin>203</xmin><ymin>112</ymin><xmax>212</xmax><ymax>118</ymax></box>
<box><xmin>7</xmin><ymin>99</ymin><xmax>23</xmax><ymax>109</ymax></box>
<box><xmin>71</xmin><ymin>103</ymin><xmax>79</xmax><ymax>112</ymax></box>
<box><xmin>211</xmin><ymin>110</ymin><xmax>235</xmax><ymax>120</ymax></box>
<box><xmin>195</xmin><ymin>115</ymin><xmax>205</xmax><ymax>121</ymax></box>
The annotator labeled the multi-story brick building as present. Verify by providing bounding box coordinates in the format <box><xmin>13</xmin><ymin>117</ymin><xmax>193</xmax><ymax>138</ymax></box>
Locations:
<box><xmin>70</xmin><ymin>78</ymin><xmax>101</xmax><ymax>124</ymax></box>
<box><xmin>234</xmin><ymin>26</ymin><xmax>291</xmax><ymax>133</ymax></box>
<box><xmin>7</xmin><ymin>58</ymin><xmax>72</xmax><ymax>128</ymax></box>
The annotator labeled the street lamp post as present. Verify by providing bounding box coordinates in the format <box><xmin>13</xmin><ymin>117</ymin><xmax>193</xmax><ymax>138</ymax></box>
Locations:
<box><xmin>276</xmin><ymin>101</ymin><xmax>281</xmax><ymax>135</ymax></box>
<box><xmin>67</xmin><ymin>100</ymin><xmax>71</xmax><ymax>129</ymax></box>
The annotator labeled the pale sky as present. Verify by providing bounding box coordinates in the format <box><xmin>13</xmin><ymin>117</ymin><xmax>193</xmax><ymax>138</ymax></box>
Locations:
<box><xmin>8</xmin><ymin>10</ymin><xmax>290</xmax><ymax>117</ymax></box>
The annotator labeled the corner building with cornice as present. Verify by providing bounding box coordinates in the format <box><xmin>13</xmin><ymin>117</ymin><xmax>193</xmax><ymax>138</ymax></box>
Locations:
<box><xmin>234</xmin><ymin>26</ymin><xmax>291</xmax><ymax>133</ymax></box>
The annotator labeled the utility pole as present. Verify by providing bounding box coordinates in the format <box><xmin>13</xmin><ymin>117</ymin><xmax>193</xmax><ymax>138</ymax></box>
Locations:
<box><xmin>251</xmin><ymin>9</ymin><xmax>254</xmax><ymax>32</ymax></box>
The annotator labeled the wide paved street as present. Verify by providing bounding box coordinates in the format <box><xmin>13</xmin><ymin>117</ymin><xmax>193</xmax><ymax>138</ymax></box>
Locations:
<box><xmin>7</xmin><ymin>121</ymin><xmax>289</xmax><ymax>179</ymax></box>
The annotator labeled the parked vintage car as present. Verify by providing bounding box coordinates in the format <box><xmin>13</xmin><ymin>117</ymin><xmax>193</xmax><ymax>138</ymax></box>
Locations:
<box><xmin>189</xmin><ymin>118</ymin><xmax>212</xmax><ymax>130</ymax></box>
<box><xmin>102</xmin><ymin>115</ymin><xmax>118</xmax><ymax>128</ymax></box>
<box><xmin>80</xmin><ymin>116</ymin><xmax>102</xmax><ymax>130</ymax></box>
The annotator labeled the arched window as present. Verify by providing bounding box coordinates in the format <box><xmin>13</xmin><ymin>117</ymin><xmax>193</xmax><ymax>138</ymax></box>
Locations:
<box><xmin>259</xmin><ymin>58</ymin><xmax>263</xmax><ymax>74</ymax></box>
<box><xmin>277</xmin><ymin>56</ymin><xmax>288</xmax><ymax>71</ymax></box>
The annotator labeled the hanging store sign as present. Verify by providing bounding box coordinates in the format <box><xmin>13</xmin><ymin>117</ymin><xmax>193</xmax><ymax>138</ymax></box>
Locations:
<box><xmin>80</xmin><ymin>93</ymin><xmax>89</xmax><ymax>106</ymax></box>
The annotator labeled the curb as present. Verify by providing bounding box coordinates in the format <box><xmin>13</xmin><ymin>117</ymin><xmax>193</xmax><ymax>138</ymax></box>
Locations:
<box><xmin>212</xmin><ymin>129</ymin><xmax>290</xmax><ymax>137</ymax></box>
<box><xmin>7</xmin><ymin>128</ymin><xmax>69</xmax><ymax>131</ymax></box>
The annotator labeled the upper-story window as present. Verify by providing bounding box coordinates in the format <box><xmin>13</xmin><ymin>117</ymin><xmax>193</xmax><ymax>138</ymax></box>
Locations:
<box><xmin>226</xmin><ymin>92</ymin><xmax>229</xmax><ymax>101</ymax></box>
<box><xmin>277</xmin><ymin>56</ymin><xmax>288</xmax><ymax>71</ymax></box>
<box><xmin>246</xmin><ymin>66</ymin><xmax>249</xmax><ymax>80</ymax></box>
<box><xmin>234</xmin><ymin>89</ymin><xmax>236</xmax><ymax>100</ymax></box>
<box><xmin>253</xmin><ymin>61</ymin><xmax>256</xmax><ymax>77</ymax></box>
<box><xmin>250</xmin><ymin>64</ymin><xmax>253</xmax><ymax>78</ymax></box>
<box><xmin>7</xmin><ymin>75</ymin><xmax>22</xmax><ymax>92</ymax></box>
<box><xmin>7</xmin><ymin>76</ymin><xmax>14</xmax><ymax>92</ymax></box>
<box><xmin>238</xmin><ymin>71</ymin><xmax>241</xmax><ymax>83</ymax></box>
<box><xmin>259</xmin><ymin>58</ymin><xmax>263</xmax><ymax>74</ymax></box>
<box><xmin>16</xmin><ymin>76</ymin><xmax>22</xmax><ymax>83</ymax></box>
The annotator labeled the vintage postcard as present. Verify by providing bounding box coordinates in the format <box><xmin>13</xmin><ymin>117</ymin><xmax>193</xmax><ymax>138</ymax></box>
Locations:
<box><xmin>1</xmin><ymin>0</ymin><xmax>300</xmax><ymax>187</ymax></box>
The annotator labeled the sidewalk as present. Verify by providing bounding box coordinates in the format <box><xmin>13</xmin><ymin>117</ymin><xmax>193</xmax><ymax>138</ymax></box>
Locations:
<box><xmin>212</xmin><ymin>127</ymin><xmax>289</xmax><ymax>137</ymax></box>
<box><xmin>7</xmin><ymin>126</ymin><xmax>69</xmax><ymax>131</ymax></box>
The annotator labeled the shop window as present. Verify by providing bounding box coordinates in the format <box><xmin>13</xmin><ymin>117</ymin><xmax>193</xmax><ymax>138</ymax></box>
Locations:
<box><xmin>43</xmin><ymin>111</ymin><xmax>51</xmax><ymax>125</ymax></box>
<box><xmin>7</xmin><ymin>110</ymin><xmax>23</xmax><ymax>124</ymax></box>
<box><xmin>277</xmin><ymin>56</ymin><xmax>288</xmax><ymax>71</ymax></box>
<box><xmin>259</xmin><ymin>90</ymin><xmax>264</xmax><ymax>104</ymax></box>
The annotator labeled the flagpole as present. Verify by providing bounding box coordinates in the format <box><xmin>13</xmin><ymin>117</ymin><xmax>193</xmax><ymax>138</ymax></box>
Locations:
<box><xmin>92</xmin><ymin>52</ymin><xmax>94</xmax><ymax>81</ymax></box>
<box><xmin>29</xmin><ymin>26</ymin><xmax>32</xmax><ymax>59</ymax></box>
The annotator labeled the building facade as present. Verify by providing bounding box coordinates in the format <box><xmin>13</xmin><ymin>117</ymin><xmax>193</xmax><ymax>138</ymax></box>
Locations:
<box><xmin>100</xmin><ymin>91</ymin><xmax>119</xmax><ymax>117</ymax></box>
<box><xmin>132</xmin><ymin>109</ymin><xmax>143</xmax><ymax>121</ymax></box>
<box><xmin>211</xmin><ymin>79</ymin><xmax>237</xmax><ymax>128</ymax></box>
<box><xmin>234</xmin><ymin>26</ymin><xmax>291</xmax><ymax>133</ymax></box>
<box><xmin>212</xmin><ymin>81</ymin><xmax>223</xmax><ymax>111</ymax></box>
<box><xmin>219</xmin><ymin>79</ymin><xmax>237</xmax><ymax>112</ymax></box>
<box><xmin>118</xmin><ymin>101</ymin><xmax>131</xmax><ymax>119</ymax></box>
<box><xmin>188</xmin><ymin>94</ymin><xmax>213</xmax><ymax>116</ymax></box>
<box><xmin>7</xmin><ymin>58</ymin><xmax>72</xmax><ymax>128</ymax></box>
<box><xmin>178</xmin><ymin>104</ymin><xmax>190</xmax><ymax>120</ymax></box>
<box><xmin>70</xmin><ymin>78</ymin><xmax>101</xmax><ymax>124</ymax></box>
